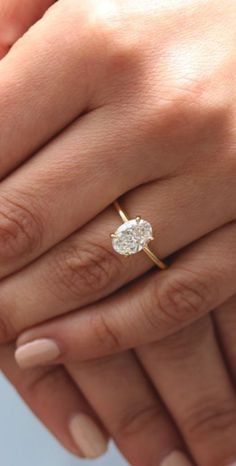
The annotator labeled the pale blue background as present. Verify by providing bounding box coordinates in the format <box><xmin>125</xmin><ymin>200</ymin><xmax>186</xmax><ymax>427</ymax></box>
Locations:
<box><xmin>0</xmin><ymin>374</ymin><xmax>128</xmax><ymax>466</ymax></box>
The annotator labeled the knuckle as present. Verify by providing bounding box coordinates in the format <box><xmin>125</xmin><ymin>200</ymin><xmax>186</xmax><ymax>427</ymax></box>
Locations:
<box><xmin>154</xmin><ymin>73</ymin><xmax>233</xmax><ymax>168</ymax></box>
<box><xmin>0</xmin><ymin>293</ymin><xmax>27</xmax><ymax>343</ymax></box>
<box><xmin>153</xmin><ymin>318</ymin><xmax>211</xmax><ymax>362</ymax></box>
<box><xmin>163</xmin><ymin>76</ymin><xmax>206</xmax><ymax>111</ymax></box>
<box><xmin>49</xmin><ymin>239</ymin><xmax>122</xmax><ymax>301</ymax></box>
<box><xmin>115</xmin><ymin>401</ymin><xmax>163</xmax><ymax>438</ymax></box>
<box><xmin>22</xmin><ymin>366</ymin><xmax>65</xmax><ymax>396</ymax></box>
<box><xmin>151</xmin><ymin>269</ymin><xmax>211</xmax><ymax>327</ymax></box>
<box><xmin>88</xmin><ymin>5</ymin><xmax>142</xmax><ymax>91</ymax></box>
<box><xmin>89</xmin><ymin>311</ymin><xmax>122</xmax><ymax>354</ymax></box>
<box><xmin>60</xmin><ymin>0</ymin><xmax>139</xmax><ymax>72</ymax></box>
<box><xmin>0</xmin><ymin>194</ymin><xmax>43</xmax><ymax>262</ymax></box>
<box><xmin>144</xmin><ymin>78</ymin><xmax>206</xmax><ymax>141</ymax></box>
<box><xmin>54</xmin><ymin>0</ymin><xmax>115</xmax><ymax>50</ymax></box>
<box><xmin>48</xmin><ymin>0</ymin><xmax>143</xmax><ymax>105</ymax></box>
<box><xmin>0</xmin><ymin>311</ymin><xmax>15</xmax><ymax>343</ymax></box>
<box><xmin>184</xmin><ymin>399</ymin><xmax>236</xmax><ymax>442</ymax></box>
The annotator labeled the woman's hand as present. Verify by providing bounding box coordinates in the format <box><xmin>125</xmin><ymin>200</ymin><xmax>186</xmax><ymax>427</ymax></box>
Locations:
<box><xmin>0</xmin><ymin>1</ymin><xmax>110</xmax><ymax>460</ymax></box>
<box><xmin>0</xmin><ymin>3</ymin><xmax>193</xmax><ymax>465</ymax></box>
<box><xmin>66</xmin><ymin>308</ymin><xmax>236</xmax><ymax>466</ymax></box>
<box><xmin>1</xmin><ymin>1</ymin><xmax>236</xmax><ymax>465</ymax></box>
<box><xmin>0</xmin><ymin>0</ymin><xmax>108</xmax><ymax>459</ymax></box>
<box><xmin>15</xmin><ymin>221</ymin><xmax>236</xmax><ymax>359</ymax></box>
<box><xmin>0</xmin><ymin>0</ymin><xmax>234</xmax><ymax>345</ymax></box>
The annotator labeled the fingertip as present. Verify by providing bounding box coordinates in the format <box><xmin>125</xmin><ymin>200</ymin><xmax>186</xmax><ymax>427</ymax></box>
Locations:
<box><xmin>69</xmin><ymin>413</ymin><xmax>109</xmax><ymax>460</ymax></box>
<box><xmin>15</xmin><ymin>338</ymin><xmax>61</xmax><ymax>369</ymax></box>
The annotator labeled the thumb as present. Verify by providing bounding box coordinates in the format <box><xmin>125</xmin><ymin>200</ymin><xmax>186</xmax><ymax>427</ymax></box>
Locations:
<box><xmin>0</xmin><ymin>0</ymin><xmax>55</xmax><ymax>58</ymax></box>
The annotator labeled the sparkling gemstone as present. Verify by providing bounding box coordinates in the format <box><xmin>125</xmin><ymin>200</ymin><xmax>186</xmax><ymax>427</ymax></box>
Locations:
<box><xmin>112</xmin><ymin>218</ymin><xmax>153</xmax><ymax>256</ymax></box>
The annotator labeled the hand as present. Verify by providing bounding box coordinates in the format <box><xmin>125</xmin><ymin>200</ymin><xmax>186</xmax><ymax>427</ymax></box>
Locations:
<box><xmin>0</xmin><ymin>8</ymin><xmax>197</xmax><ymax>465</ymax></box>
<box><xmin>0</xmin><ymin>0</ymin><xmax>105</xmax><ymax>458</ymax></box>
<box><xmin>0</xmin><ymin>1</ymin><xmax>110</xmax><ymax>459</ymax></box>
<box><xmin>66</xmin><ymin>306</ymin><xmax>236</xmax><ymax>466</ymax></box>
<box><xmin>0</xmin><ymin>0</ymin><xmax>234</xmax><ymax>345</ymax></box>
<box><xmin>0</xmin><ymin>3</ymin><xmax>192</xmax><ymax>465</ymax></box>
<box><xmin>0</xmin><ymin>1</ymin><xmax>236</xmax><ymax>465</ymax></box>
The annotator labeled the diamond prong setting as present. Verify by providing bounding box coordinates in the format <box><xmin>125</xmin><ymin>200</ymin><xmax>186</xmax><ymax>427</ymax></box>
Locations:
<box><xmin>111</xmin><ymin>218</ymin><xmax>153</xmax><ymax>256</ymax></box>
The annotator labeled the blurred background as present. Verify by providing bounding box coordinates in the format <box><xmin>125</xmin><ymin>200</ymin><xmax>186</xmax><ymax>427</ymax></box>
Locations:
<box><xmin>0</xmin><ymin>374</ymin><xmax>128</xmax><ymax>466</ymax></box>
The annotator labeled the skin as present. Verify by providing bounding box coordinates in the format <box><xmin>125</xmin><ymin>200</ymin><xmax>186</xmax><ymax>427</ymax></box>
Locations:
<box><xmin>1</xmin><ymin>1</ymin><xmax>236</xmax><ymax>465</ymax></box>
<box><xmin>0</xmin><ymin>0</ymin><xmax>101</xmax><ymax>457</ymax></box>
<box><xmin>0</xmin><ymin>0</ymin><xmax>234</xmax><ymax>340</ymax></box>
<box><xmin>0</xmin><ymin>0</ymin><xmax>56</xmax><ymax>57</ymax></box>
<box><xmin>0</xmin><ymin>2</ymin><xmax>187</xmax><ymax>464</ymax></box>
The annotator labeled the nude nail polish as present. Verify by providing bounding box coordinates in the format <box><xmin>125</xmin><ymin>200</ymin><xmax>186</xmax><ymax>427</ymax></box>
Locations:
<box><xmin>69</xmin><ymin>414</ymin><xmax>108</xmax><ymax>459</ymax></box>
<box><xmin>15</xmin><ymin>339</ymin><xmax>60</xmax><ymax>368</ymax></box>
<box><xmin>161</xmin><ymin>451</ymin><xmax>194</xmax><ymax>466</ymax></box>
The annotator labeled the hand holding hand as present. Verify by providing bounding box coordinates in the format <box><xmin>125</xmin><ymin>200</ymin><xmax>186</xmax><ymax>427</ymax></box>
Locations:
<box><xmin>0</xmin><ymin>0</ymin><xmax>233</xmax><ymax>360</ymax></box>
<box><xmin>1</xmin><ymin>2</ymin><xmax>236</xmax><ymax>466</ymax></box>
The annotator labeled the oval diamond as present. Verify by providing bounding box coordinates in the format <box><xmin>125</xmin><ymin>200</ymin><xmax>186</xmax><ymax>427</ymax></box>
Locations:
<box><xmin>112</xmin><ymin>218</ymin><xmax>153</xmax><ymax>256</ymax></box>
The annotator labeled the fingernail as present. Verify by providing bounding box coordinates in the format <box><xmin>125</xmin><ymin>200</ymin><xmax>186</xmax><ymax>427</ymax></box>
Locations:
<box><xmin>161</xmin><ymin>451</ymin><xmax>194</xmax><ymax>466</ymax></box>
<box><xmin>15</xmin><ymin>339</ymin><xmax>60</xmax><ymax>368</ymax></box>
<box><xmin>69</xmin><ymin>414</ymin><xmax>108</xmax><ymax>459</ymax></box>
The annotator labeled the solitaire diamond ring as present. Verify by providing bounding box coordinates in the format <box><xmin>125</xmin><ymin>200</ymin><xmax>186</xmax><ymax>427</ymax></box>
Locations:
<box><xmin>111</xmin><ymin>200</ymin><xmax>167</xmax><ymax>270</ymax></box>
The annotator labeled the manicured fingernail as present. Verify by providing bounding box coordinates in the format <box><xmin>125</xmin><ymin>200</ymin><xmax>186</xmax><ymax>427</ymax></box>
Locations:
<box><xmin>15</xmin><ymin>339</ymin><xmax>60</xmax><ymax>368</ymax></box>
<box><xmin>161</xmin><ymin>451</ymin><xmax>194</xmax><ymax>466</ymax></box>
<box><xmin>69</xmin><ymin>414</ymin><xmax>108</xmax><ymax>459</ymax></box>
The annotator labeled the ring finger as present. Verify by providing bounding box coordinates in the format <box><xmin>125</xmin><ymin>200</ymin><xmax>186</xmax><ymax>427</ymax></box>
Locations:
<box><xmin>0</xmin><ymin>176</ymin><xmax>234</xmax><ymax>343</ymax></box>
<box><xmin>15</xmin><ymin>220</ymin><xmax>236</xmax><ymax>363</ymax></box>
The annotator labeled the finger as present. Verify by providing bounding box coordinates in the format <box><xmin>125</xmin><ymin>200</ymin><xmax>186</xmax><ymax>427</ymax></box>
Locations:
<box><xmin>16</xmin><ymin>221</ymin><xmax>236</xmax><ymax>362</ymax></box>
<box><xmin>0</xmin><ymin>0</ymin><xmax>111</xmax><ymax>177</ymax></box>
<box><xmin>0</xmin><ymin>344</ymin><xmax>108</xmax><ymax>459</ymax></box>
<box><xmin>0</xmin><ymin>3</ymin><xmax>108</xmax><ymax>459</ymax></box>
<box><xmin>0</xmin><ymin>0</ymin><xmax>55</xmax><ymax>58</ymax></box>
<box><xmin>213</xmin><ymin>295</ymin><xmax>236</xmax><ymax>379</ymax></box>
<box><xmin>0</xmin><ymin>0</ymin><xmax>234</xmax><ymax>277</ymax></box>
<box><xmin>0</xmin><ymin>103</ymin><xmax>157</xmax><ymax>280</ymax></box>
<box><xmin>137</xmin><ymin>316</ymin><xmax>236</xmax><ymax>466</ymax></box>
<box><xmin>0</xmin><ymin>171</ymin><xmax>234</xmax><ymax>342</ymax></box>
<box><xmin>67</xmin><ymin>352</ymin><xmax>191</xmax><ymax>466</ymax></box>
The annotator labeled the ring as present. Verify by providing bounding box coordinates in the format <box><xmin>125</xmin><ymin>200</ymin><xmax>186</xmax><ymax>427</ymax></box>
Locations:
<box><xmin>111</xmin><ymin>200</ymin><xmax>167</xmax><ymax>270</ymax></box>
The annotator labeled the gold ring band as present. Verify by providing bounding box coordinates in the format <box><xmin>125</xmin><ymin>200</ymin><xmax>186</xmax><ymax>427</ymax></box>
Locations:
<box><xmin>112</xmin><ymin>200</ymin><xmax>167</xmax><ymax>270</ymax></box>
